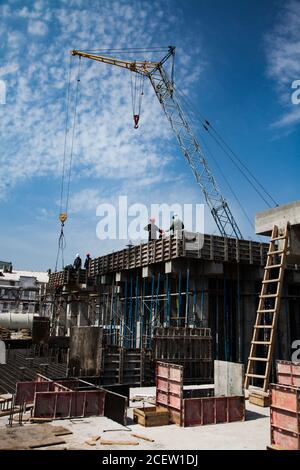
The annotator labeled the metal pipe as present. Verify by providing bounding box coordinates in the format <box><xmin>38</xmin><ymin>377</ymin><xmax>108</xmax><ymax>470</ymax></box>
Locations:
<box><xmin>0</xmin><ymin>313</ymin><xmax>36</xmax><ymax>329</ymax></box>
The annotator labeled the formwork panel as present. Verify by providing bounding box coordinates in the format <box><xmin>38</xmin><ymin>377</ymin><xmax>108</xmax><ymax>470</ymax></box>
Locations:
<box><xmin>85</xmin><ymin>391</ymin><xmax>106</xmax><ymax>417</ymax></box>
<box><xmin>228</xmin><ymin>397</ymin><xmax>245</xmax><ymax>422</ymax></box>
<box><xmin>15</xmin><ymin>381</ymin><xmax>52</xmax><ymax>405</ymax></box>
<box><xmin>55</xmin><ymin>392</ymin><xmax>71</xmax><ymax>418</ymax></box>
<box><xmin>33</xmin><ymin>392</ymin><xmax>56</xmax><ymax>418</ymax></box>
<box><xmin>33</xmin><ymin>390</ymin><xmax>106</xmax><ymax>419</ymax></box>
<box><xmin>271</xmin><ymin>426</ymin><xmax>300</xmax><ymax>450</ymax></box>
<box><xmin>271</xmin><ymin>408</ymin><xmax>300</xmax><ymax>434</ymax></box>
<box><xmin>153</xmin><ymin>328</ymin><xmax>213</xmax><ymax>384</ymax></box>
<box><xmin>202</xmin><ymin>398</ymin><xmax>215</xmax><ymax>425</ymax></box>
<box><xmin>215</xmin><ymin>398</ymin><xmax>227</xmax><ymax>424</ymax></box>
<box><xmin>183</xmin><ymin>396</ymin><xmax>245</xmax><ymax>427</ymax></box>
<box><xmin>277</xmin><ymin>361</ymin><xmax>300</xmax><ymax>388</ymax></box>
<box><xmin>70</xmin><ymin>392</ymin><xmax>85</xmax><ymax>417</ymax></box>
<box><xmin>271</xmin><ymin>384</ymin><xmax>300</xmax><ymax>414</ymax></box>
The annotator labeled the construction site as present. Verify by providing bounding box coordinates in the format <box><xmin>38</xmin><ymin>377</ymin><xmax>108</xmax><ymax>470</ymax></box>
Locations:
<box><xmin>1</xmin><ymin>5</ymin><xmax>300</xmax><ymax>454</ymax></box>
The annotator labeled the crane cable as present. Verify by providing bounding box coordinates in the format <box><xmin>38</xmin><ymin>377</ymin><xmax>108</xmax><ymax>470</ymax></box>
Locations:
<box><xmin>176</xmin><ymin>86</ymin><xmax>278</xmax><ymax>208</ymax></box>
<box><xmin>174</xmin><ymin>87</ymin><xmax>261</xmax><ymax>237</ymax></box>
<box><xmin>130</xmin><ymin>72</ymin><xmax>145</xmax><ymax>128</ymax></box>
<box><xmin>55</xmin><ymin>56</ymin><xmax>81</xmax><ymax>272</ymax></box>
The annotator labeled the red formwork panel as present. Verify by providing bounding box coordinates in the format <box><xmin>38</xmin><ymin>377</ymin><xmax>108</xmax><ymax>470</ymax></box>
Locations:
<box><xmin>271</xmin><ymin>408</ymin><xmax>300</xmax><ymax>433</ymax></box>
<box><xmin>270</xmin><ymin>383</ymin><xmax>300</xmax><ymax>449</ymax></box>
<box><xmin>156</xmin><ymin>361</ymin><xmax>183</xmax><ymax>425</ymax></box>
<box><xmin>15</xmin><ymin>381</ymin><xmax>54</xmax><ymax>405</ymax></box>
<box><xmin>156</xmin><ymin>361</ymin><xmax>245</xmax><ymax>427</ymax></box>
<box><xmin>271</xmin><ymin>426</ymin><xmax>300</xmax><ymax>450</ymax></box>
<box><xmin>183</xmin><ymin>396</ymin><xmax>245</xmax><ymax>427</ymax></box>
<box><xmin>33</xmin><ymin>390</ymin><xmax>106</xmax><ymax>419</ymax></box>
<box><xmin>15</xmin><ymin>378</ymin><xmax>76</xmax><ymax>405</ymax></box>
<box><xmin>276</xmin><ymin>361</ymin><xmax>300</xmax><ymax>388</ymax></box>
<box><xmin>270</xmin><ymin>384</ymin><xmax>300</xmax><ymax>413</ymax></box>
<box><xmin>35</xmin><ymin>374</ymin><xmax>52</xmax><ymax>383</ymax></box>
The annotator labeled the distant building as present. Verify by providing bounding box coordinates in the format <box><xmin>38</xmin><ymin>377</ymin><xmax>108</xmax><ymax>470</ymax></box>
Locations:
<box><xmin>0</xmin><ymin>263</ymin><xmax>49</xmax><ymax>316</ymax></box>
<box><xmin>0</xmin><ymin>260</ymin><xmax>12</xmax><ymax>272</ymax></box>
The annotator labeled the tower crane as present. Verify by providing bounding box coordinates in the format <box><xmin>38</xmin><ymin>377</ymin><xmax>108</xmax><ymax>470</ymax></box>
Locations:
<box><xmin>71</xmin><ymin>46</ymin><xmax>243</xmax><ymax>239</ymax></box>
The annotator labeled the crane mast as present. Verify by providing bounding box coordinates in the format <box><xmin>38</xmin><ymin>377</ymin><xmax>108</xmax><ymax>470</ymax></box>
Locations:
<box><xmin>71</xmin><ymin>47</ymin><xmax>243</xmax><ymax>239</ymax></box>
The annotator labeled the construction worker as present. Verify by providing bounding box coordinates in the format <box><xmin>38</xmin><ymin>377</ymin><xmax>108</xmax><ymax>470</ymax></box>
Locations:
<box><xmin>84</xmin><ymin>253</ymin><xmax>91</xmax><ymax>270</ymax></box>
<box><xmin>73</xmin><ymin>253</ymin><xmax>82</xmax><ymax>270</ymax></box>
<box><xmin>144</xmin><ymin>217</ymin><xmax>163</xmax><ymax>241</ymax></box>
<box><xmin>167</xmin><ymin>214</ymin><xmax>184</xmax><ymax>238</ymax></box>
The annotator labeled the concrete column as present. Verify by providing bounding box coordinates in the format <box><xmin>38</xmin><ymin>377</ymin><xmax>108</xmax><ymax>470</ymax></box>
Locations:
<box><xmin>77</xmin><ymin>301</ymin><xmax>89</xmax><ymax>326</ymax></box>
<box><xmin>0</xmin><ymin>339</ymin><xmax>6</xmax><ymax>364</ymax></box>
<box><xmin>136</xmin><ymin>320</ymin><xmax>142</xmax><ymax>348</ymax></box>
<box><xmin>67</xmin><ymin>298</ymin><xmax>79</xmax><ymax>335</ymax></box>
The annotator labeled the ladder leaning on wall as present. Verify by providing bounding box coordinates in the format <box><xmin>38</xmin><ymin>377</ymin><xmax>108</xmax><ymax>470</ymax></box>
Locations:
<box><xmin>244</xmin><ymin>223</ymin><xmax>290</xmax><ymax>396</ymax></box>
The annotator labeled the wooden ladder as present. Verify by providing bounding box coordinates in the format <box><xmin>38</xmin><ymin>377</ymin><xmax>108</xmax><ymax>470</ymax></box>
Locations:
<box><xmin>244</xmin><ymin>223</ymin><xmax>289</xmax><ymax>395</ymax></box>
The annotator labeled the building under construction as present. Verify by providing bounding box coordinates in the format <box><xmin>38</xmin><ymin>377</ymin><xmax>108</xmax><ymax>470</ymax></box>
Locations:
<box><xmin>44</xmin><ymin>223</ymin><xmax>300</xmax><ymax>386</ymax></box>
<box><xmin>1</xmin><ymin>44</ymin><xmax>300</xmax><ymax>451</ymax></box>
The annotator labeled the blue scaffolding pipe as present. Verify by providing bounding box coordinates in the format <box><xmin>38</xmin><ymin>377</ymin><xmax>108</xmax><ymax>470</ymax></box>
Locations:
<box><xmin>177</xmin><ymin>271</ymin><xmax>182</xmax><ymax>327</ymax></box>
<box><xmin>123</xmin><ymin>278</ymin><xmax>128</xmax><ymax>348</ymax></box>
<box><xmin>164</xmin><ymin>274</ymin><xmax>168</xmax><ymax>326</ymax></box>
<box><xmin>133</xmin><ymin>273</ymin><xmax>139</xmax><ymax>348</ymax></box>
<box><xmin>185</xmin><ymin>268</ymin><xmax>190</xmax><ymax>327</ymax></box>
<box><xmin>141</xmin><ymin>278</ymin><xmax>145</xmax><ymax>349</ymax></box>
<box><xmin>155</xmin><ymin>272</ymin><xmax>161</xmax><ymax>325</ymax></box>
<box><xmin>149</xmin><ymin>273</ymin><xmax>155</xmax><ymax>348</ymax></box>
<box><xmin>201</xmin><ymin>287</ymin><xmax>205</xmax><ymax>323</ymax></box>
<box><xmin>193</xmin><ymin>286</ymin><xmax>197</xmax><ymax>326</ymax></box>
<box><xmin>129</xmin><ymin>274</ymin><xmax>133</xmax><ymax>348</ymax></box>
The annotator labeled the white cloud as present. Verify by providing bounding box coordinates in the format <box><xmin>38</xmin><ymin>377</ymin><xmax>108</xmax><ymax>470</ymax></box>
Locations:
<box><xmin>0</xmin><ymin>0</ymin><xmax>206</xmax><ymax>204</ymax></box>
<box><xmin>27</xmin><ymin>19</ymin><xmax>48</xmax><ymax>36</ymax></box>
<box><xmin>265</xmin><ymin>0</ymin><xmax>300</xmax><ymax>127</ymax></box>
<box><xmin>0</xmin><ymin>63</ymin><xmax>19</xmax><ymax>77</ymax></box>
<box><xmin>69</xmin><ymin>188</ymin><xmax>103</xmax><ymax>214</ymax></box>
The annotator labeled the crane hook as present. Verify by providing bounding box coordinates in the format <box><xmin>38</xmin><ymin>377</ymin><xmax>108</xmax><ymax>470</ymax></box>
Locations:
<box><xmin>133</xmin><ymin>114</ymin><xmax>140</xmax><ymax>129</ymax></box>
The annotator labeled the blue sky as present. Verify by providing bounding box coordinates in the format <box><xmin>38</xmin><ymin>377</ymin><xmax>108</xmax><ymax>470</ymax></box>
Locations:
<box><xmin>0</xmin><ymin>0</ymin><xmax>299</xmax><ymax>271</ymax></box>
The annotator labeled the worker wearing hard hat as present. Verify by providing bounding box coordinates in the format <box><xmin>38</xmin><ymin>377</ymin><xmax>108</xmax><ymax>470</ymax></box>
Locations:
<box><xmin>73</xmin><ymin>253</ymin><xmax>82</xmax><ymax>270</ymax></box>
<box><xmin>144</xmin><ymin>217</ymin><xmax>164</xmax><ymax>241</ymax></box>
<box><xmin>84</xmin><ymin>253</ymin><xmax>91</xmax><ymax>270</ymax></box>
<box><xmin>167</xmin><ymin>214</ymin><xmax>184</xmax><ymax>238</ymax></box>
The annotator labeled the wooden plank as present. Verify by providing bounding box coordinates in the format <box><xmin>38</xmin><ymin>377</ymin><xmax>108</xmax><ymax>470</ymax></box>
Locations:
<box><xmin>100</xmin><ymin>439</ymin><xmax>139</xmax><ymax>446</ymax></box>
<box><xmin>29</xmin><ymin>438</ymin><xmax>66</xmax><ymax>449</ymax></box>
<box><xmin>131</xmin><ymin>433</ymin><xmax>155</xmax><ymax>442</ymax></box>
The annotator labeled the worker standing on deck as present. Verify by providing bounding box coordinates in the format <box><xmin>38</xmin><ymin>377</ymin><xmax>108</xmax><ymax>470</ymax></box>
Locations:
<box><xmin>167</xmin><ymin>214</ymin><xmax>184</xmax><ymax>238</ymax></box>
<box><xmin>144</xmin><ymin>217</ymin><xmax>163</xmax><ymax>241</ymax></box>
<box><xmin>73</xmin><ymin>253</ymin><xmax>82</xmax><ymax>270</ymax></box>
<box><xmin>84</xmin><ymin>253</ymin><xmax>91</xmax><ymax>270</ymax></box>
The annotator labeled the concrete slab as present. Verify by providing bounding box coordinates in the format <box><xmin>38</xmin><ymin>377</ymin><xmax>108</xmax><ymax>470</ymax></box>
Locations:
<box><xmin>0</xmin><ymin>385</ymin><xmax>271</xmax><ymax>450</ymax></box>
<box><xmin>256</xmin><ymin>201</ymin><xmax>300</xmax><ymax>263</ymax></box>
<box><xmin>255</xmin><ymin>200</ymin><xmax>300</xmax><ymax>235</ymax></box>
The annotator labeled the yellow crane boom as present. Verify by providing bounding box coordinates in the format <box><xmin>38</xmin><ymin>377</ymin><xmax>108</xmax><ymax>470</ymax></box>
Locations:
<box><xmin>71</xmin><ymin>50</ymin><xmax>160</xmax><ymax>76</ymax></box>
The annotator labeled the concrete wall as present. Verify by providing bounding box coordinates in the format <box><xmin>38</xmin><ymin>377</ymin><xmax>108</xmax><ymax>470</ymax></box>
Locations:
<box><xmin>68</xmin><ymin>326</ymin><xmax>103</xmax><ymax>376</ymax></box>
